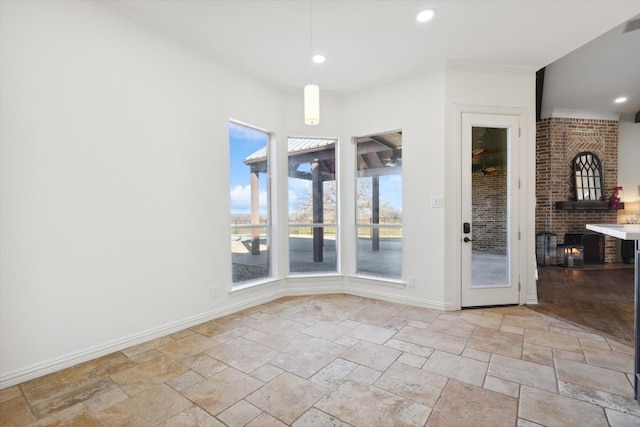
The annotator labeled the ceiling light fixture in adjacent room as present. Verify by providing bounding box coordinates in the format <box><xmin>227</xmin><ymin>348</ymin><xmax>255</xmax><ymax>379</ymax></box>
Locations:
<box><xmin>614</xmin><ymin>96</ymin><xmax>628</xmax><ymax>103</ymax></box>
<box><xmin>312</xmin><ymin>54</ymin><xmax>326</xmax><ymax>64</ymax></box>
<box><xmin>416</xmin><ymin>9</ymin><xmax>435</xmax><ymax>23</ymax></box>
<box><xmin>304</xmin><ymin>0</ymin><xmax>320</xmax><ymax>125</ymax></box>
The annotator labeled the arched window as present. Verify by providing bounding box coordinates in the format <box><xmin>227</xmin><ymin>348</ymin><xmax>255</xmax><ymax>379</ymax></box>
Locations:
<box><xmin>573</xmin><ymin>152</ymin><xmax>603</xmax><ymax>201</ymax></box>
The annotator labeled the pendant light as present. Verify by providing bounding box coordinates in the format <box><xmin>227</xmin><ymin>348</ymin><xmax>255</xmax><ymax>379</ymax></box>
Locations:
<box><xmin>304</xmin><ymin>83</ymin><xmax>320</xmax><ymax>125</ymax></box>
<box><xmin>304</xmin><ymin>0</ymin><xmax>320</xmax><ymax>125</ymax></box>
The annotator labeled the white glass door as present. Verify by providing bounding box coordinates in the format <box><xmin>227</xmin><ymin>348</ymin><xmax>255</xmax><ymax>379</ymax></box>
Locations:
<box><xmin>461</xmin><ymin>113</ymin><xmax>520</xmax><ymax>307</ymax></box>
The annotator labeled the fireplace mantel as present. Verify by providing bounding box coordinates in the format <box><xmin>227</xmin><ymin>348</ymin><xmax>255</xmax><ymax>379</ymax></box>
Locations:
<box><xmin>555</xmin><ymin>201</ymin><xmax>624</xmax><ymax>211</ymax></box>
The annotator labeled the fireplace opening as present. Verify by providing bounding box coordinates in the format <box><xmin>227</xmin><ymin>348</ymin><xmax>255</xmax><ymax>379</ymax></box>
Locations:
<box><xmin>536</xmin><ymin>232</ymin><xmax>605</xmax><ymax>267</ymax></box>
<box><xmin>564</xmin><ymin>233</ymin><xmax>605</xmax><ymax>265</ymax></box>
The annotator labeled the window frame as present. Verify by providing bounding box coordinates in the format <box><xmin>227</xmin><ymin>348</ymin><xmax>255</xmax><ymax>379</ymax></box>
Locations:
<box><xmin>229</xmin><ymin>120</ymin><xmax>272</xmax><ymax>288</ymax></box>
<box><xmin>354</xmin><ymin>131</ymin><xmax>403</xmax><ymax>281</ymax></box>
<box><xmin>286</xmin><ymin>136</ymin><xmax>340</xmax><ymax>276</ymax></box>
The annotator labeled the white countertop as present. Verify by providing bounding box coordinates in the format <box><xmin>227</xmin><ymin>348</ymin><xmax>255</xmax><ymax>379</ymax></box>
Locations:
<box><xmin>586</xmin><ymin>224</ymin><xmax>640</xmax><ymax>240</ymax></box>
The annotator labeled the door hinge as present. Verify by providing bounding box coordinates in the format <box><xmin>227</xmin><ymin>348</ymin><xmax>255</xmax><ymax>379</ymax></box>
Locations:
<box><xmin>518</xmin><ymin>231</ymin><xmax>521</xmax><ymax>240</ymax></box>
<box><xmin>518</xmin><ymin>179</ymin><xmax>521</xmax><ymax>189</ymax></box>
<box><xmin>518</xmin><ymin>282</ymin><xmax>521</xmax><ymax>291</ymax></box>
<box><xmin>518</xmin><ymin>127</ymin><xmax>521</xmax><ymax>137</ymax></box>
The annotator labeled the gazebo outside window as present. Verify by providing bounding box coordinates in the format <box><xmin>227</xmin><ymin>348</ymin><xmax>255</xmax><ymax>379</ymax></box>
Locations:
<box><xmin>236</xmin><ymin>129</ymin><xmax>403</xmax><ymax>282</ymax></box>
<box><xmin>288</xmin><ymin>138</ymin><xmax>338</xmax><ymax>273</ymax></box>
<box><xmin>246</xmin><ymin>137</ymin><xmax>339</xmax><ymax>274</ymax></box>
<box><xmin>355</xmin><ymin>131</ymin><xmax>403</xmax><ymax>279</ymax></box>
<box><xmin>229</xmin><ymin>122</ymin><xmax>271</xmax><ymax>285</ymax></box>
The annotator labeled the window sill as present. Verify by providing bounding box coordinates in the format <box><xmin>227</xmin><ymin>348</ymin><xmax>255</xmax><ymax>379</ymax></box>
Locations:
<box><xmin>347</xmin><ymin>274</ymin><xmax>406</xmax><ymax>289</ymax></box>
<box><xmin>229</xmin><ymin>278</ymin><xmax>281</xmax><ymax>296</ymax></box>
<box><xmin>287</xmin><ymin>272</ymin><xmax>343</xmax><ymax>280</ymax></box>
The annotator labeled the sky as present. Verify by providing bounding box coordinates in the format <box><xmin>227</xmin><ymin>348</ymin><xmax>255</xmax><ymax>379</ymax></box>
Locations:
<box><xmin>229</xmin><ymin>122</ymin><xmax>268</xmax><ymax>215</ymax></box>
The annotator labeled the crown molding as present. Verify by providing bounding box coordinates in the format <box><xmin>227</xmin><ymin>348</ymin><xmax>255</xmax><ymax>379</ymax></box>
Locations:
<box><xmin>541</xmin><ymin>108</ymin><xmax>621</xmax><ymax>121</ymax></box>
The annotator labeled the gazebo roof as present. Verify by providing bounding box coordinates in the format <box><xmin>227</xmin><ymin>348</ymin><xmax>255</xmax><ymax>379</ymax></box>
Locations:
<box><xmin>243</xmin><ymin>133</ymin><xmax>402</xmax><ymax>179</ymax></box>
<box><xmin>244</xmin><ymin>138</ymin><xmax>335</xmax><ymax>164</ymax></box>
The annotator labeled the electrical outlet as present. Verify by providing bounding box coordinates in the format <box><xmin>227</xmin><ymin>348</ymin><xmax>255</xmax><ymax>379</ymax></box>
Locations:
<box><xmin>431</xmin><ymin>197</ymin><xmax>443</xmax><ymax>208</ymax></box>
<box><xmin>407</xmin><ymin>277</ymin><xmax>415</xmax><ymax>287</ymax></box>
<box><xmin>211</xmin><ymin>287</ymin><xmax>218</xmax><ymax>298</ymax></box>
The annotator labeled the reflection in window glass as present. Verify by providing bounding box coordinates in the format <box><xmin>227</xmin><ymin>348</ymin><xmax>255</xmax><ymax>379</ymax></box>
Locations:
<box><xmin>229</xmin><ymin>122</ymin><xmax>270</xmax><ymax>284</ymax></box>
<box><xmin>287</xmin><ymin>138</ymin><xmax>338</xmax><ymax>274</ymax></box>
<box><xmin>355</xmin><ymin>132</ymin><xmax>403</xmax><ymax>279</ymax></box>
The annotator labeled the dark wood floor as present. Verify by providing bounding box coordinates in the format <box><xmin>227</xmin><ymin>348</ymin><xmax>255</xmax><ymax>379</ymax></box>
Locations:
<box><xmin>530</xmin><ymin>264</ymin><xmax>635</xmax><ymax>344</ymax></box>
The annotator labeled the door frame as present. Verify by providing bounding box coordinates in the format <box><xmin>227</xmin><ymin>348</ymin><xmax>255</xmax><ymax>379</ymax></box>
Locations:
<box><xmin>452</xmin><ymin>105</ymin><xmax>529</xmax><ymax>309</ymax></box>
<box><xmin>460</xmin><ymin>113</ymin><xmax>519</xmax><ymax>307</ymax></box>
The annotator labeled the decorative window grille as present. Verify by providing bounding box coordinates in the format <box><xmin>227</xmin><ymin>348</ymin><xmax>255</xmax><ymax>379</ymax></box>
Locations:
<box><xmin>573</xmin><ymin>152</ymin><xmax>603</xmax><ymax>201</ymax></box>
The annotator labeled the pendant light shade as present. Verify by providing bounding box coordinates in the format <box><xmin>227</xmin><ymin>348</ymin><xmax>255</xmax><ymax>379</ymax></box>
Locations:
<box><xmin>304</xmin><ymin>83</ymin><xmax>320</xmax><ymax>125</ymax></box>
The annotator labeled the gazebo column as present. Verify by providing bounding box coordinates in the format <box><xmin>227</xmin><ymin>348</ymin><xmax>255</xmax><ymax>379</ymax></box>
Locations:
<box><xmin>372</xmin><ymin>176</ymin><xmax>380</xmax><ymax>251</ymax></box>
<box><xmin>250</xmin><ymin>170</ymin><xmax>260</xmax><ymax>255</ymax></box>
<box><xmin>312</xmin><ymin>159</ymin><xmax>324</xmax><ymax>262</ymax></box>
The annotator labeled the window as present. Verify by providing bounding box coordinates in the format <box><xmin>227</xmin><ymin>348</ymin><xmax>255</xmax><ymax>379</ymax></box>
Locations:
<box><xmin>355</xmin><ymin>131</ymin><xmax>402</xmax><ymax>279</ymax></box>
<box><xmin>229</xmin><ymin>122</ymin><xmax>270</xmax><ymax>284</ymax></box>
<box><xmin>573</xmin><ymin>151</ymin><xmax>603</xmax><ymax>201</ymax></box>
<box><xmin>288</xmin><ymin>137</ymin><xmax>338</xmax><ymax>274</ymax></box>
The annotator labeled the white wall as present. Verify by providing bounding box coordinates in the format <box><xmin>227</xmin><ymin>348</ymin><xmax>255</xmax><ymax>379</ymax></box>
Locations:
<box><xmin>341</xmin><ymin>72</ymin><xmax>448</xmax><ymax>307</ymax></box>
<box><xmin>618</xmin><ymin>119</ymin><xmax>640</xmax><ymax>204</ymax></box>
<box><xmin>0</xmin><ymin>0</ymin><xmax>286</xmax><ymax>382</ymax></box>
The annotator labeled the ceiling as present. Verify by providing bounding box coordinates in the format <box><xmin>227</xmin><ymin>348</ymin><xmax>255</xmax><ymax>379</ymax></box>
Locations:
<box><xmin>111</xmin><ymin>0</ymin><xmax>640</xmax><ymax>116</ymax></box>
<box><xmin>542</xmin><ymin>16</ymin><xmax>640</xmax><ymax>120</ymax></box>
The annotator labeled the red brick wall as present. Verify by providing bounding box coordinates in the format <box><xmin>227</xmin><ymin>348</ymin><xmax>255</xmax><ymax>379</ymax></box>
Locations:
<box><xmin>536</xmin><ymin>117</ymin><xmax>619</xmax><ymax>263</ymax></box>
<box><xmin>472</xmin><ymin>171</ymin><xmax>507</xmax><ymax>253</ymax></box>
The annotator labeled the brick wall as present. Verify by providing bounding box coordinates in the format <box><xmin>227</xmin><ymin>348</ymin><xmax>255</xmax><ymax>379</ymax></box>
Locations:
<box><xmin>536</xmin><ymin>117</ymin><xmax>619</xmax><ymax>263</ymax></box>
<box><xmin>472</xmin><ymin>171</ymin><xmax>507</xmax><ymax>253</ymax></box>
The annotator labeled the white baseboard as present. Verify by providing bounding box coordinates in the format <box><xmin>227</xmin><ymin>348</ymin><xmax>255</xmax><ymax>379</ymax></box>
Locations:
<box><xmin>346</xmin><ymin>287</ymin><xmax>455</xmax><ymax>311</ymax></box>
<box><xmin>1</xmin><ymin>283</ymin><xmax>454</xmax><ymax>389</ymax></box>
<box><xmin>0</xmin><ymin>290</ymin><xmax>282</xmax><ymax>389</ymax></box>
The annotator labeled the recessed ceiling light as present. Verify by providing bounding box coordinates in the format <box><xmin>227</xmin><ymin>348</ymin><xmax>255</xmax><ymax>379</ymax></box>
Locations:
<box><xmin>417</xmin><ymin>9</ymin><xmax>435</xmax><ymax>23</ymax></box>
<box><xmin>312</xmin><ymin>54</ymin><xmax>326</xmax><ymax>64</ymax></box>
<box><xmin>614</xmin><ymin>96</ymin><xmax>628</xmax><ymax>103</ymax></box>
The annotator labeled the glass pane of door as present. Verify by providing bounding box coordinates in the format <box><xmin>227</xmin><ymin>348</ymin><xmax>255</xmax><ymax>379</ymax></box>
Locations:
<box><xmin>471</xmin><ymin>126</ymin><xmax>508</xmax><ymax>287</ymax></box>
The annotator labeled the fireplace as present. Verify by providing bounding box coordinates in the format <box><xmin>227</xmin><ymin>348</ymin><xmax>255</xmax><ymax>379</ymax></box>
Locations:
<box><xmin>564</xmin><ymin>233</ymin><xmax>604</xmax><ymax>265</ymax></box>
<box><xmin>536</xmin><ymin>232</ymin><xmax>605</xmax><ymax>267</ymax></box>
<box><xmin>535</xmin><ymin>117</ymin><xmax>619</xmax><ymax>264</ymax></box>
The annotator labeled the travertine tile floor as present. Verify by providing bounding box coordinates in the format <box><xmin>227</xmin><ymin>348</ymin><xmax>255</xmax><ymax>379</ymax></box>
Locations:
<box><xmin>1</xmin><ymin>294</ymin><xmax>639</xmax><ymax>426</ymax></box>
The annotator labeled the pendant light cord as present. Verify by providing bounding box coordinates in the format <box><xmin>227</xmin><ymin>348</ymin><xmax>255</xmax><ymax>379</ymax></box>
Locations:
<box><xmin>309</xmin><ymin>0</ymin><xmax>313</xmax><ymax>84</ymax></box>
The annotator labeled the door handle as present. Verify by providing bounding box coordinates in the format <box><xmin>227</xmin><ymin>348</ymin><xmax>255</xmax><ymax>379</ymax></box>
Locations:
<box><xmin>463</xmin><ymin>237</ymin><xmax>473</xmax><ymax>243</ymax></box>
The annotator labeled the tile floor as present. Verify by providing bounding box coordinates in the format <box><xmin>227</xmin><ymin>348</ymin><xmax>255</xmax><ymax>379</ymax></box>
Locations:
<box><xmin>1</xmin><ymin>294</ymin><xmax>639</xmax><ymax>426</ymax></box>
